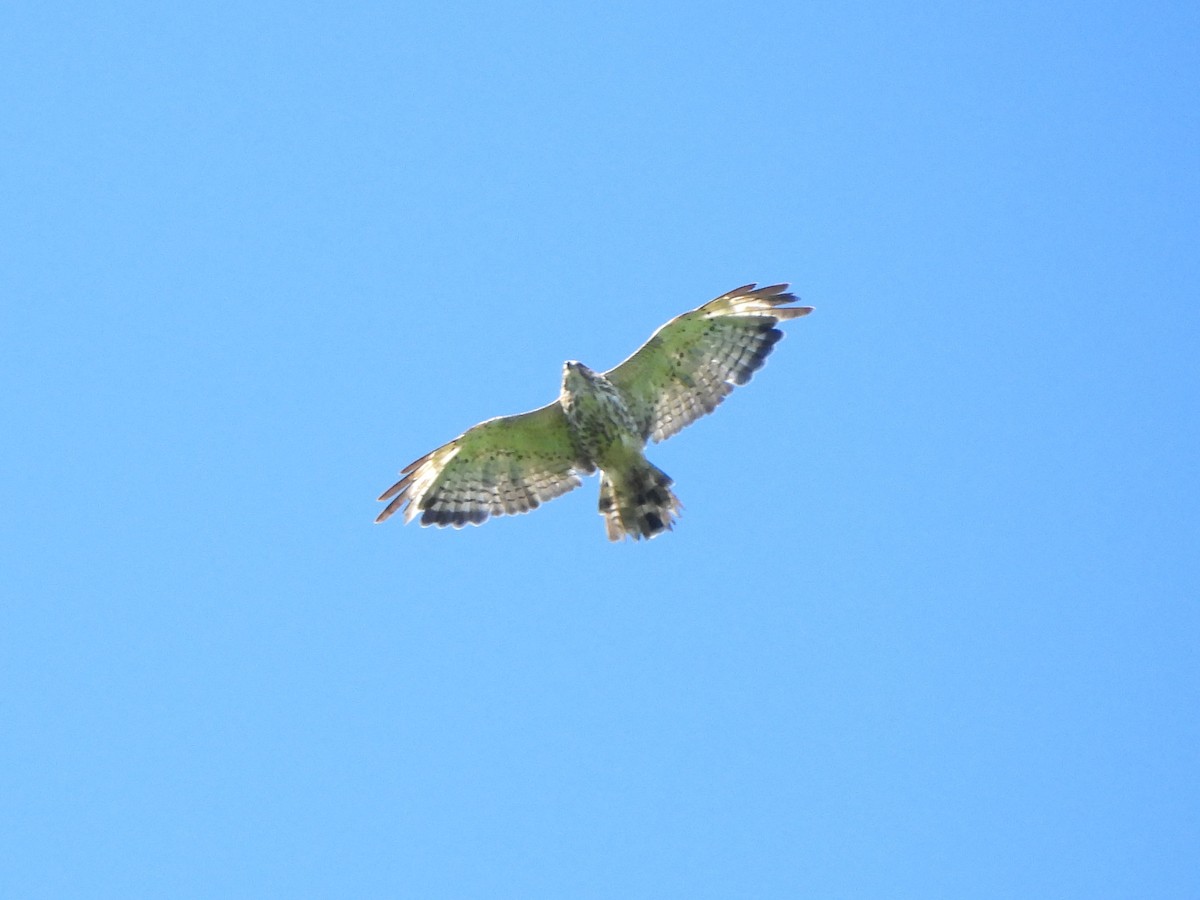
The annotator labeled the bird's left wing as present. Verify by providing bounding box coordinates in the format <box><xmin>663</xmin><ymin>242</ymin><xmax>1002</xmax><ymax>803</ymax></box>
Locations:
<box><xmin>605</xmin><ymin>283</ymin><xmax>813</xmax><ymax>442</ymax></box>
<box><xmin>376</xmin><ymin>401</ymin><xmax>593</xmax><ymax>528</ymax></box>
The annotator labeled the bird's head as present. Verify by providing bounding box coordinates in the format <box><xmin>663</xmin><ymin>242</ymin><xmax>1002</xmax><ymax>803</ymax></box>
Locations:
<box><xmin>561</xmin><ymin>360</ymin><xmax>597</xmax><ymax>392</ymax></box>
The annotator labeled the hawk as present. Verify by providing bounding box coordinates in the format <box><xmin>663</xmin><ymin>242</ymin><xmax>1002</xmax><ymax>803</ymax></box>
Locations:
<box><xmin>376</xmin><ymin>283</ymin><xmax>813</xmax><ymax>540</ymax></box>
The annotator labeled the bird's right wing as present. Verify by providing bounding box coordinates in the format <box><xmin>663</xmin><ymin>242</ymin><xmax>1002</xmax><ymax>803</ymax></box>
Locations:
<box><xmin>605</xmin><ymin>283</ymin><xmax>813</xmax><ymax>442</ymax></box>
<box><xmin>376</xmin><ymin>401</ymin><xmax>594</xmax><ymax>528</ymax></box>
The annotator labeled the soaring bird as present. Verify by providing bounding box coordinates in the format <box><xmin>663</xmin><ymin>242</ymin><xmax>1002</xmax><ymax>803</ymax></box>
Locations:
<box><xmin>376</xmin><ymin>283</ymin><xmax>813</xmax><ymax>540</ymax></box>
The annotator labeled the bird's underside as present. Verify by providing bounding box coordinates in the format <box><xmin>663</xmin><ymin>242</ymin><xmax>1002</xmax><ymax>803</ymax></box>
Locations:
<box><xmin>376</xmin><ymin>283</ymin><xmax>813</xmax><ymax>540</ymax></box>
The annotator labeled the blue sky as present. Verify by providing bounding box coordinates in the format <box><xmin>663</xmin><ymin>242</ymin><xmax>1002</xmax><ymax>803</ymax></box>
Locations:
<box><xmin>3</xmin><ymin>1</ymin><xmax>1198</xmax><ymax>896</ymax></box>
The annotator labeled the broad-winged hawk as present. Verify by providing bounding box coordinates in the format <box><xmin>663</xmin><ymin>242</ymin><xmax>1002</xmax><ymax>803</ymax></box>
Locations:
<box><xmin>376</xmin><ymin>283</ymin><xmax>813</xmax><ymax>540</ymax></box>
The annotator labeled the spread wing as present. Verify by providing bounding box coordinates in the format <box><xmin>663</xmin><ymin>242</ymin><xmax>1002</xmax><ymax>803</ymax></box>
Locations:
<box><xmin>605</xmin><ymin>283</ymin><xmax>813</xmax><ymax>442</ymax></box>
<box><xmin>376</xmin><ymin>401</ymin><xmax>594</xmax><ymax>528</ymax></box>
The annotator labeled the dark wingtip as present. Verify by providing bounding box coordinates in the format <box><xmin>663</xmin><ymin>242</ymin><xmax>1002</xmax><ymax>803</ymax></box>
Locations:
<box><xmin>375</xmin><ymin>495</ymin><xmax>405</xmax><ymax>524</ymax></box>
<box><xmin>775</xmin><ymin>305</ymin><xmax>814</xmax><ymax>320</ymax></box>
<box><xmin>749</xmin><ymin>282</ymin><xmax>790</xmax><ymax>298</ymax></box>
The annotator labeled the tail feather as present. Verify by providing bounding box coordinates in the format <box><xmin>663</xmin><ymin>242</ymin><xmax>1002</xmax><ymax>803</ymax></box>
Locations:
<box><xmin>599</xmin><ymin>462</ymin><xmax>682</xmax><ymax>542</ymax></box>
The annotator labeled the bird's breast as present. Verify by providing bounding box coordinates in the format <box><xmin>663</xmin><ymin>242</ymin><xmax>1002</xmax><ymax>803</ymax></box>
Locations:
<box><xmin>562</xmin><ymin>376</ymin><xmax>641</xmax><ymax>463</ymax></box>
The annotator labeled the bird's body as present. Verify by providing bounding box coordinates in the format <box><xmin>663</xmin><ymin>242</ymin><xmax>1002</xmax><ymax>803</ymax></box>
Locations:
<box><xmin>559</xmin><ymin>362</ymin><xmax>639</xmax><ymax>463</ymax></box>
<box><xmin>376</xmin><ymin>283</ymin><xmax>813</xmax><ymax>540</ymax></box>
<box><xmin>559</xmin><ymin>361</ymin><xmax>682</xmax><ymax>539</ymax></box>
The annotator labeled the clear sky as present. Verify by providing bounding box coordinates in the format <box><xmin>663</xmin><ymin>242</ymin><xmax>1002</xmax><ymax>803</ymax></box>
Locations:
<box><xmin>3</xmin><ymin>1</ymin><xmax>1198</xmax><ymax>897</ymax></box>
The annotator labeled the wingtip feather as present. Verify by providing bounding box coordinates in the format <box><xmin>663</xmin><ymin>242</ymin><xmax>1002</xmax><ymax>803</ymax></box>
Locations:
<box><xmin>748</xmin><ymin>282</ymin><xmax>790</xmax><ymax>298</ymax></box>
<box><xmin>375</xmin><ymin>497</ymin><xmax>403</xmax><ymax>523</ymax></box>
<box><xmin>377</xmin><ymin>477</ymin><xmax>409</xmax><ymax>502</ymax></box>
<box><xmin>775</xmin><ymin>305</ymin><xmax>814</xmax><ymax>320</ymax></box>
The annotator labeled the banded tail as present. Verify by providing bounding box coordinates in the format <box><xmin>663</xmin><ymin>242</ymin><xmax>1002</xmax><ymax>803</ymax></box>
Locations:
<box><xmin>598</xmin><ymin>461</ymin><xmax>683</xmax><ymax>541</ymax></box>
